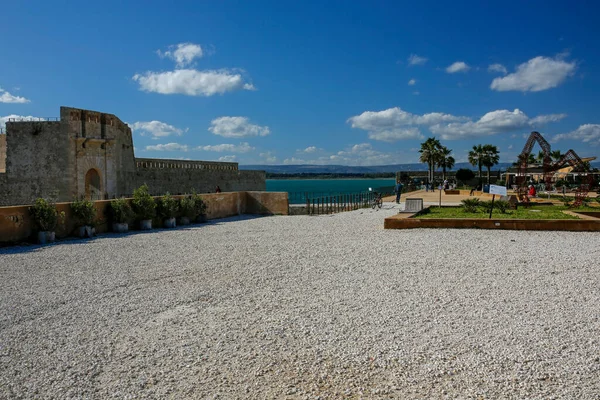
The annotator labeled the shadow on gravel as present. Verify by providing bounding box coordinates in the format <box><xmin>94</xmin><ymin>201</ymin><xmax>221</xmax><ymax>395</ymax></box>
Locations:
<box><xmin>0</xmin><ymin>215</ymin><xmax>270</xmax><ymax>254</ymax></box>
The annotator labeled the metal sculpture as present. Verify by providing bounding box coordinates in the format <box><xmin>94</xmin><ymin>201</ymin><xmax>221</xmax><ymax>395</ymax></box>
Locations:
<box><xmin>516</xmin><ymin>131</ymin><xmax>592</xmax><ymax>207</ymax></box>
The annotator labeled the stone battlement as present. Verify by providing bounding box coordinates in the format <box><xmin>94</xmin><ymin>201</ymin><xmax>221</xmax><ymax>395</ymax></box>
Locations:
<box><xmin>0</xmin><ymin>106</ymin><xmax>265</xmax><ymax>206</ymax></box>
<box><xmin>135</xmin><ymin>158</ymin><xmax>238</xmax><ymax>171</ymax></box>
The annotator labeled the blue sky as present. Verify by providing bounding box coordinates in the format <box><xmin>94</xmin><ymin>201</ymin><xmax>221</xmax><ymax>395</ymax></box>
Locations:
<box><xmin>2</xmin><ymin>0</ymin><xmax>600</xmax><ymax>166</ymax></box>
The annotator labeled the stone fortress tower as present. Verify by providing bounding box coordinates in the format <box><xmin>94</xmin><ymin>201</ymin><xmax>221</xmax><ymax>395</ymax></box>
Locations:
<box><xmin>0</xmin><ymin>106</ymin><xmax>265</xmax><ymax>206</ymax></box>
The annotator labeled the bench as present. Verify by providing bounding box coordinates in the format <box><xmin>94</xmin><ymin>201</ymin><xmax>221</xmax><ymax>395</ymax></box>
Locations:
<box><xmin>402</xmin><ymin>198</ymin><xmax>424</xmax><ymax>213</ymax></box>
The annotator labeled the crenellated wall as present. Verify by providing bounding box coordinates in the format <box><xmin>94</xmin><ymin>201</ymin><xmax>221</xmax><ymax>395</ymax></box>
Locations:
<box><xmin>0</xmin><ymin>106</ymin><xmax>266</xmax><ymax>206</ymax></box>
<box><xmin>134</xmin><ymin>158</ymin><xmax>266</xmax><ymax>195</ymax></box>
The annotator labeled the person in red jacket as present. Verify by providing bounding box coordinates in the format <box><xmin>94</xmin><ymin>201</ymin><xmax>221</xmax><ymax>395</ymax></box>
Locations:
<box><xmin>528</xmin><ymin>185</ymin><xmax>536</xmax><ymax>197</ymax></box>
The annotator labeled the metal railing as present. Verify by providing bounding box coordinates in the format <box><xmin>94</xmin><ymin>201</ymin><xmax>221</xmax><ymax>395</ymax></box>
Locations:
<box><xmin>135</xmin><ymin>158</ymin><xmax>238</xmax><ymax>171</ymax></box>
<box><xmin>6</xmin><ymin>117</ymin><xmax>59</xmax><ymax>122</ymax></box>
<box><xmin>306</xmin><ymin>191</ymin><xmax>376</xmax><ymax>215</ymax></box>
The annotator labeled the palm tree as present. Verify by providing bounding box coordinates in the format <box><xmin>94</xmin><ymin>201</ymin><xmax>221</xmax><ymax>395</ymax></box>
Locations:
<box><xmin>482</xmin><ymin>144</ymin><xmax>500</xmax><ymax>184</ymax></box>
<box><xmin>550</xmin><ymin>150</ymin><xmax>563</xmax><ymax>162</ymax></box>
<box><xmin>419</xmin><ymin>137</ymin><xmax>442</xmax><ymax>184</ymax></box>
<box><xmin>468</xmin><ymin>144</ymin><xmax>485</xmax><ymax>186</ymax></box>
<box><xmin>536</xmin><ymin>150</ymin><xmax>545</xmax><ymax>165</ymax></box>
<box><xmin>437</xmin><ymin>146</ymin><xmax>455</xmax><ymax>181</ymax></box>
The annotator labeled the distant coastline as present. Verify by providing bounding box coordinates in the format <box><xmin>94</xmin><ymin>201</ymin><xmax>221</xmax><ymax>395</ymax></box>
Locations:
<box><xmin>266</xmin><ymin>172</ymin><xmax>396</xmax><ymax>179</ymax></box>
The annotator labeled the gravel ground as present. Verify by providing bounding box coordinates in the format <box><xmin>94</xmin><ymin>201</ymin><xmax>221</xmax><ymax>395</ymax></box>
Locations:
<box><xmin>1</xmin><ymin>203</ymin><xmax>599</xmax><ymax>399</ymax></box>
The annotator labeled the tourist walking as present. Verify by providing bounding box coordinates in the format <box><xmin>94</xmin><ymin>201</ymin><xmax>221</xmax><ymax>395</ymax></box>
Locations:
<box><xmin>394</xmin><ymin>181</ymin><xmax>404</xmax><ymax>204</ymax></box>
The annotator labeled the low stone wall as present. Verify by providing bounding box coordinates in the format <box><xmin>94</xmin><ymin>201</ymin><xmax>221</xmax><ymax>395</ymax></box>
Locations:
<box><xmin>0</xmin><ymin>191</ymin><xmax>287</xmax><ymax>245</ymax></box>
<box><xmin>135</xmin><ymin>168</ymin><xmax>266</xmax><ymax>196</ymax></box>
<box><xmin>384</xmin><ymin>210</ymin><xmax>600</xmax><ymax>231</ymax></box>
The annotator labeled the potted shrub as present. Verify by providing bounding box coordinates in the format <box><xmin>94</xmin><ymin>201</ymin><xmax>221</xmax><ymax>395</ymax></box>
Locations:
<box><xmin>191</xmin><ymin>191</ymin><xmax>208</xmax><ymax>223</ymax></box>
<box><xmin>109</xmin><ymin>198</ymin><xmax>133</xmax><ymax>233</ymax></box>
<box><xmin>132</xmin><ymin>184</ymin><xmax>156</xmax><ymax>230</ymax></box>
<box><xmin>71</xmin><ymin>198</ymin><xmax>97</xmax><ymax>238</ymax></box>
<box><xmin>29</xmin><ymin>198</ymin><xmax>65</xmax><ymax>244</ymax></box>
<box><xmin>179</xmin><ymin>196</ymin><xmax>196</xmax><ymax>225</ymax></box>
<box><xmin>157</xmin><ymin>192</ymin><xmax>179</xmax><ymax>228</ymax></box>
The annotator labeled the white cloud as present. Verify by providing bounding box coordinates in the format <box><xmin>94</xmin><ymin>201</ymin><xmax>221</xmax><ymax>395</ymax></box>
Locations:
<box><xmin>413</xmin><ymin>91</ymin><xmax>420</xmax><ymax>96</ymax></box>
<box><xmin>157</xmin><ymin>43</ymin><xmax>203</xmax><ymax>67</ymax></box>
<box><xmin>218</xmin><ymin>155</ymin><xmax>237</xmax><ymax>162</ymax></box>
<box><xmin>488</xmin><ymin>63</ymin><xmax>507</xmax><ymax>74</ymax></box>
<box><xmin>0</xmin><ymin>88</ymin><xmax>30</xmax><ymax>103</ymax></box>
<box><xmin>347</xmin><ymin>107</ymin><xmax>464</xmax><ymax>142</ymax></box>
<box><xmin>349</xmin><ymin>106</ymin><xmax>568</xmax><ymax>141</ymax></box>
<box><xmin>553</xmin><ymin>124</ymin><xmax>600</xmax><ymax>146</ymax></box>
<box><xmin>198</xmin><ymin>142</ymin><xmax>254</xmax><ymax>153</ymax></box>
<box><xmin>259</xmin><ymin>151</ymin><xmax>277</xmax><ymax>163</ymax></box>
<box><xmin>130</xmin><ymin>120</ymin><xmax>186</xmax><ymax>139</ymax></box>
<box><xmin>0</xmin><ymin>114</ymin><xmax>42</xmax><ymax>130</ymax></box>
<box><xmin>145</xmin><ymin>143</ymin><xmax>190</xmax><ymax>152</ymax></box>
<box><xmin>529</xmin><ymin>113</ymin><xmax>568</xmax><ymax>125</ymax></box>
<box><xmin>430</xmin><ymin>109</ymin><xmax>567</xmax><ymax>140</ymax></box>
<box><xmin>208</xmin><ymin>116</ymin><xmax>270</xmax><ymax>138</ymax></box>
<box><xmin>334</xmin><ymin>143</ymin><xmax>395</xmax><ymax>165</ymax></box>
<box><xmin>408</xmin><ymin>79</ymin><xmax>416</xmax><ymax>86</ymax></box>
<box><xmin>283</xmin><ymin>157</ymin><xmax>307</xmax><ymax>165</ymax></box>
<box><xmin>490</xmin><ymin>56</ymin><xmax>576</xmax><ymax>92</ymax></box>
<box><xmin>368</xmin><ymin>128</ymin><xmax>423</xmax><ymax>142</ymax></box>
<box><xmin>303</xmin><ymin>146</ymin><xmax>318</xmax><ymax>153</ymax></box>
<box><xmin>133</xmin><ymin>69</ymin><xmax>255</xmax><ymax>96</ymax></box>
<box><xmin>446</xmin><ymin>61</ymin><xmax>470</xmax><ymax>73</ymax></box>
<box><xmin>408</xmin><ymin>54</ymin><xmax>428</xmax><ymax>66</ymax></box>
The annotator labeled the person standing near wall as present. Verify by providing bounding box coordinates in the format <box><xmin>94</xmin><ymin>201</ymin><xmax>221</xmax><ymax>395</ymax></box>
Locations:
<box><xmin>215</xmin><ymin>185</ymin><xmax>222</xmax><ymax>193</ymax></box>
<box><xmin>394</xmin><ymin>180</ymin><xmax>404</xmax><ymax>204</ymax></box>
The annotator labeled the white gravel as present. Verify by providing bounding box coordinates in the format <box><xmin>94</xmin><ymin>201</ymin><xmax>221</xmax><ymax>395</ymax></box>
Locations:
<box><xmin>1</xmin><ymin>203</ymin><xmax>599</xmax><ymax>399</ymax></box>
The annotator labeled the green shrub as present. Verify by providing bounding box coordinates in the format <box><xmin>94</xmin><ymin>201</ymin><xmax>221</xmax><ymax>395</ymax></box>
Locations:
<box><xmin>29</xmin><ymin>198</ymin><xmax>65</xmax><ymax>231</ymax></box>
<box><xmin>191</xmin><ymin>191</ymin><xmax>207</xmax><ymax>216</ymax></box>
<box><xmin>132</xmin><ymin>184</ymin><xmax>156</xmax><ymax>220</ymax></box>
<box><xmin>109</xmin><ymin>198</ymin><xmax>133</xmax><ymax>223</ymax></box>
<box><xmin>179</xmin><ymin>196</ymin><xmax>197</xmax><ymax>219</ymax></box>
<box><xmin>494</xmin><ymin>200</ymin><xmax>510</xmax><ymax>214</ymax></box>
<box><xmin>157</xmin><ymin>193</ymin><xmax>179</xmax><ymax>218</ymax></box>
<box><xmin>479</xmin><ymin>200</ymin><xmax>493</xmax><ymax>213</ymax></box>
<box><xmin>71</xmin><ymin>198</ymin><xmax>97</xmax><ymax>226</ymax></box>
<box><xmin>461</xmin><ymin>198</ymin><xmax>480</xmax><ymax>213</ymax></box>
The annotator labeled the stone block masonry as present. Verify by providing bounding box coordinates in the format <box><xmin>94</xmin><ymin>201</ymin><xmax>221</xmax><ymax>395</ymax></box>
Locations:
<box><xmin>134</xmin><ymin>158</ymin><xmax>266</xmax><ymax>195</ymax></box>
<box><xmin>0</xmin><ymin>133</ymin><xmax>6</xmax><ymax>173</ymax></box>
<box><xmin>0</xmin><ymin>107</ymin><xmax>266</xmax><ymax>206</ymax></box>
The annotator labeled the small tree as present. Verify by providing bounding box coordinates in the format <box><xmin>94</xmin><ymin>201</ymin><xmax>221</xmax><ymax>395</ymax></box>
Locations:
<box><xmin>132</xmin><ymin>184</ymin><xmax>156</xmax><ymax>220</ymax></box>
<box><xmin>29</xmin><ymin>198</ymin><xmax>64</xmax><ymax>232</ymax></box>
<box><xmin>109</xmin><ymin>198</ymin><xmax>133</xmax><ymax>224</ymax></box>
<box><xmin>71</xmin><ymin>198</ymin><xmax>97</xmax><ymax>227</ymax></box>
<box><xmin>455</xmin><ymin>168</ymin><xmax>475</xmax><ymax>186</ymax></box>
<box><xmin>179</xmin><ymin>196</ymin><xmax>197</xmax><ymax>220</ymax></box>
<box><xmin>157</xmin><ymin>193</ymin><xmax>179</xmax><ymax>219</ymax></box>
<box><xmin>191</xmin><ymin>191</ymin><xmax>207</xmax><ymax>216</ymax></box>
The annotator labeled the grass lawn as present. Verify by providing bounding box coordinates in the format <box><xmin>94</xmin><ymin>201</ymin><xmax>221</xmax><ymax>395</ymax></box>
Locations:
<box><xmin>415</xmin><ymin>205</ymin><xmax>599</xmax><ymax>220</ymax></box>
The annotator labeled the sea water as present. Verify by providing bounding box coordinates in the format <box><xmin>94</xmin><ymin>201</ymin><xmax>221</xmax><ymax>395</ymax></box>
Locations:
<box><xmin>266</xmin><ymin>178</ymin><xmax>396</xmax><ymax>204</ymax></box>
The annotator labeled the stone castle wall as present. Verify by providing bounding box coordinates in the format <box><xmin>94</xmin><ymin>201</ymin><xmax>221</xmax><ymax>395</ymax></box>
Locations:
<box><xmin>1</xmin><ymin>121</ymin><xmax>69</xmax><ymax>206</ymax></box>
<box><xmin>0</xmin><ymin>107</ymin><xmax>266</xmax><ymax>206</ymax></box>
<box><xmin>134</xmin><ymin>158</ymin><xmax>266</xmax><ymax>195</ymax></box>
<box><xmin>0</xmin><ymin>134</ymin><xmax>6</xmax><ymax>173</ymax></box>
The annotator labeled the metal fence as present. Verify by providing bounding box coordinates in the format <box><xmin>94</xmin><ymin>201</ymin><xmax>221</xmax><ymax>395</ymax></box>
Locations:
<box><xmin>305</xmin><ymin>191</ymin><xmax>378</xmax><ymax>215</ymax></box>
<box><xmin>6</xmin><ymin>117</ymin><xmax>59</xmax><ymax>122</ymax></box>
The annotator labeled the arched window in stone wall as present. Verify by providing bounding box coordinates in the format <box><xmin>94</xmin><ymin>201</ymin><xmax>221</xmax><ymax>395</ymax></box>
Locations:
<box><xmin>85</xmin><ymin>168</ymin><xmax>102</xmax><ymax>200</ymax></box>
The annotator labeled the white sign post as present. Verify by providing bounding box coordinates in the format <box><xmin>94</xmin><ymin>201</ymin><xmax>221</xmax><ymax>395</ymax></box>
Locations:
<box><xmin>487</xmin><ymin>185</ymin><xmax>507</xmax><ymax>219</ymax></box>
<box><xmin>489</xmin><ymin>185</ymin><xmax>507</xmax><ymax>196</ymax></box>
